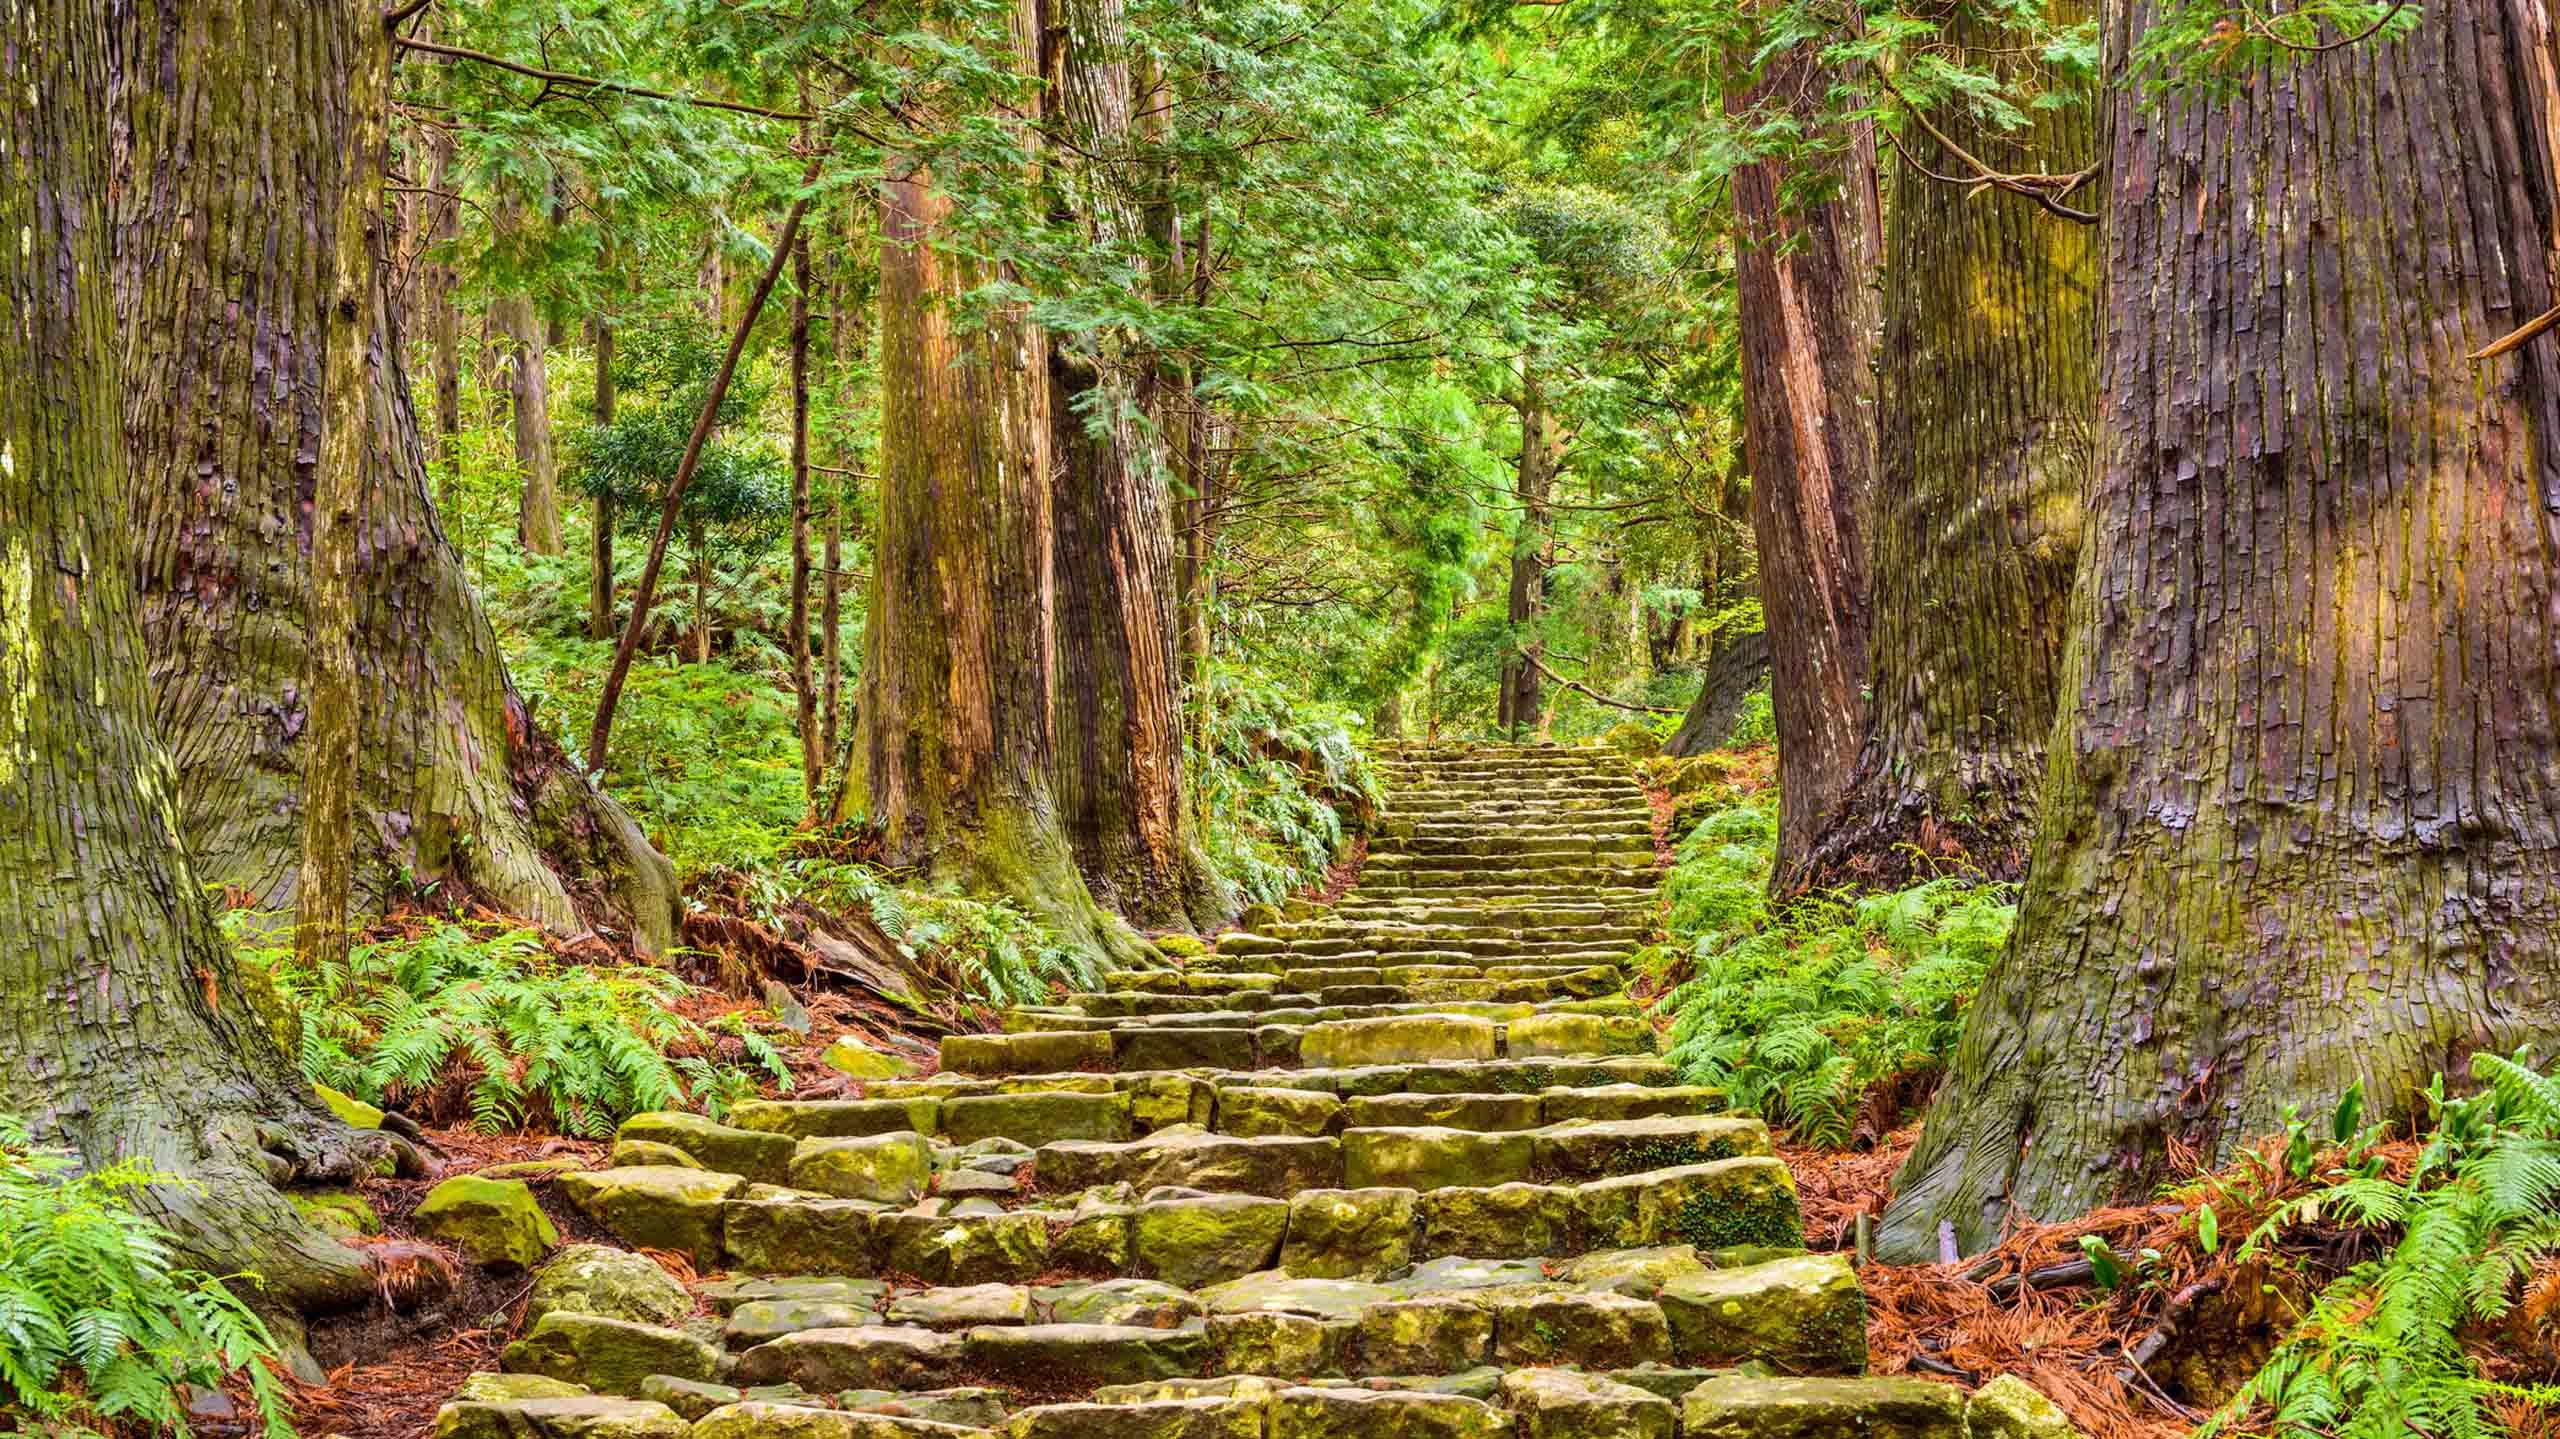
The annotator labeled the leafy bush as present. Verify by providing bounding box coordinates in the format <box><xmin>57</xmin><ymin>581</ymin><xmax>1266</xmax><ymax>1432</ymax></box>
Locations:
<box><xmin>2204</xmin><ymin>1051</ymin><xmax>2560</xmax><ymax>1439</ymax></box>
<box><xmin>1195</xmin><ymin>666</ymin><xmax>1378</xmax><ymax>905</ymax></box>
<box><xmin>1648</xmin><ymin>797</ymin><xmax>2014</xmax><ymax>1146</ymax></box>
<box><xmin>1726</xmin><ymin>687</ymin><xmax>1776</xmax><ymax>747</ymax></box>
<box><xmin>721</xmin><ymin>853</ymin><xmax>1101</xmax><ymax>1010</ymax></box>
<box><xmin>232</xmin><ymin>917</ymin><xmax>789</xmax><ymax>1137</ymax></box>
<box><xmin>0</xmin><ymin>1123</ymin><xmax>292</xmax><ymax>1438</ymax></box>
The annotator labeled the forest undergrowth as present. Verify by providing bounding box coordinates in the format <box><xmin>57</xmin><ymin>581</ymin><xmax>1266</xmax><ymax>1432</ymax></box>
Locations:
<box><xmin>1641</xmin><ymin>753</ymin><xmax>2560</xmax><ymax>1439</ymax></box>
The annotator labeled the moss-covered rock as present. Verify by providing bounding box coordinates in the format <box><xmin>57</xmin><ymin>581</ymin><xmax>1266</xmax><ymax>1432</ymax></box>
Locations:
<box><xmin>618</xmin><ymin>1112</ymin><xmax>794</xmax><ymax>1184</ymax></box>
<box><xmin>1679</xmin><ymin>1376</ymin><xmax>1965</xmax><ymax>1439</ymax></box>
<box><xmin>527</xmin><ymin>1245</ymin><xmax>694</xmax><ymax>1329</ymax></box>
<box><xmin>962</xmin><ymin>1323</ymin><xmax>1213</xmax><ymax>1389</ymax></box>
<box><xmin>1214</xmin><ymin>1086</ymin><xmax>1343</xmax><ymax>1138</ymax></box>
<box><xmin>416</xmin><ymin>1175</ymin><xmax>559</xmax><ymax>1271</ymax></box>
<box><xmin>1204</xmin><ymin>1311</ymin><xmax>1345</xmax><ymax>1377</ymax></box>
<box><xmin>722</xmin><ymin>1196</ymin><xmax>881</xmax><ymax>1275</ymax></box>
<box><xmin>789</xmin><ymin>1131</ymin><xmax>934</xmax><ymax>1204</ymax></box>
<box><xmin>1342</xmin><ymin>1126</ymin><xmax>1531</xmax><ymax>1191</ymax></box>
<box><xmin>723</xmin><ymin>1296</ymin><xmax>888</xmax><ymax>1345</ymax></box>
<box><xmin>291</xmin><ymin>1188</ymin><xmax>381</xmax><ymax>1238</ymax></box>
<box><xmin>1264</xmin><ymin>1386</ymin><xmax>1510</xmax><ymax>1439</ymax></box>
<box><xmin>1488</xmin><ymin>1290</ymin><xmax>1670</xmax><ymax>1369</ymax></box>
<box><xmin>1530</xmin><ymin>1114</ymin><xmax>1770</xmax><ymax>1179</ymax></box>
<box><xmin>1413</xmin><ymin>1182</ymin><xmax>1576</xmax><ymax>1260</ymax></box>
<box><xmin>433</xmin><ymin>1396</ymin><xmax>691</xmax><ymax>1439</ymax></box>
<box><xmin>732</xmin><ymin>1097</ymin><xmax>946</xmax><ymax>1140</ymax></box>
<box><xmin>1130</xmin><ymin>1194</ymin><xmax>1288</xmax><ymax>1289</ymax></box>
<box><xmin>1036</xmin><ymin>1277</ymin><xmax>1201</xmax><ymax>1327</ymax></box>
<box><xmin>1349</xmin><ymin>1296</ymin><xmax>1492</xmax><ymax>1375</ymax></box>
<box><xmin>1659</xmin><ymin>1254</ymin><xmax>1866</xmax><ymax>1372</ymax></box>
<box><xmin>730</xmin><ymin>1325</ymin><xmax>960</xmax><ymax>1392</ymax></box>
<box><xmin>944</xmin><ymin>1092</ymin><xmax>1133</xmax><ymax>1147</ymax></box>
<box><xmin>1344</xmin><ymin>1093</ymin><xmax>1540</xmax><ymax>1131</ymax></box>
<box><xmin>1574</xmin><ymin>1156</ymin><xmax>1801</xmax><ymax>1251</ymax></box>
<box><xmin>1504</xmin><ymin>1012</ymin><xmax>1656</xmax><ymax>1060</ymax></box>
<box><xmin>1279</xmin><ymin>1188</ymin><xmax>1416</xmax><ymax>1280</ymax></box>
<box><xmin>1043</xmin><ymin>1130</ymin><xmax>1341</xmax><ymax>1197</ymax></box>
<box><xmin>943</xmin><ymin>1030</ymin><xmax>1115</xmax><ymax>1076</ymax></box>
<box><xmin>634</xmin><ymin>1375</ymin><xmax>741</xmax><ymax>1421</ymax></box>
<box><xmin>607</xmin><ymin>1140</ymin><xmax>703</xmax><ymax>1170</ymax></box>
<box><xmin>453</xmin><ymin>1372</ymin><xmax>591</xmax><ymax>1402</ymax></box>
<box><xmin>559</xmin><ymin>1165</ymin><xmax>747</xmax><ymax>1268</ymax></box>
<box><xmin>1151</xmin><ymin>933</ymin><xmax>1210</xmax><ymax>960</ymax></box>
<box><xmin>874</xmin><ymin>1210</ymin><xmax>1053</xmax><ymax>1285</ymax></box>
<box><xmin>1000</xmin><ymin>1396</ymin><xmax>1262</xmax><ymax>1439</ymax></box>
<box><xmin>1967</xmin><ymin>1374</ymin><xmax>2085</xmax><ymax>1438</ymax></box>
<box><xmin>822</xmin><ymin>1035</ymin><xmax>921</xmax><ymax>1081</ymax></box>
<box><xmin>840</xmin><ymin>1386</ymin><xmax>1012</xmax><ymax>1426</ymax></box>
<box><xmin>1126</xmin><ymin>1074</ymin><xmax>1218</xmax><ymax>1132</ymax></box>
<box><xmin>500</xmin><ymin>1312</ymin><xmax>720</xmax><ymax>1397</ymax></box>
<box><xmin>1500</xmin><ymin>1368</ymin><xmax>1675</xmax><ymax>1439</ymax></box>
<box><xmin>1299</xmin><ymin>1016</ymin><xmax>1497</xmax><ymax>1069</ymax></box>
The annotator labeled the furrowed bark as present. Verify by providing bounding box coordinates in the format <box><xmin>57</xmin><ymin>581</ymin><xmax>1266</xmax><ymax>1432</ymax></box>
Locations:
<box><xmin>860</xmin><ymin>1</ymin><xmax>1150</xmax><ymax>966</ymax></box>
<box><xmin>1045</xmin><ymin>0</ymin><xmax>1227</xmax><ymax>931</ymax></box>
<box><xmin>792</xmin><ymin>210</ymin><xmax>821</xmax><ymax>814</ymax></box>
<box><xmin>1498</xmin><ymin>371</ymin><xmax>1556</xmax><ymax>739</ymax></box>
<box><xmin>1882</xmin><ymin>2</ymin><xmax>2560</xmax><ymax>1259</ymax></box>
<box><xmin>589</xmin><ymin>314</ymin><xmax>618</xmax><ymax>640</ymax></box>
<box><xmin>1663</xmin><ymin>626</ymin><xmax>1771</xmax><ymax>757</ymax></box>
<box><xmin>1725</xmin><ymin>30</ymin><xmax>1883</xmax><ymax>894</ymax></box>
<box><xmin>1800</xmin><ymin>2</ymin><xmax>2096</xmax><ymax>890</ymax></box>
<box><xmin>119</xmin><ymin>0</ymin><xmax>676</xmax><ymax>952</ymax></box>
<box><xmin>3</xmin><ymin>0</ymin><xmax>381</xmax><ymax>1310</ymax></box>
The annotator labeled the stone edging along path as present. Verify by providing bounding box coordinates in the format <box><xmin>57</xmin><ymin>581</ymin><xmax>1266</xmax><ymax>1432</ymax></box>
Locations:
<box><xmin>433</xmin><ymin>743</ymin><xmax>2077</xmax><ymax>1439</ymax></box>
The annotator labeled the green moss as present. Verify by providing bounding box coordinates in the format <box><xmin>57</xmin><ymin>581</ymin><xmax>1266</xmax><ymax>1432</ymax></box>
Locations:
<box><xmin>1674</xmin><ymin>1188</ymin><xmax>1803</xmax><ymax>1252</ymax></box>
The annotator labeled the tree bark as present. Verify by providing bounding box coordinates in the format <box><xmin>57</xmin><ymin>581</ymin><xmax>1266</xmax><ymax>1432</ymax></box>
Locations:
<box><xmin>1499</xmin><ymin>371</ymin><xmax>1557</xmax><ymax>738</ymax></box>
<box><xmin>119</xmin><ymin>0</ymin><xmax>677</xmax><ymax>952</ymax></box>
<box><xmin>1799</xmin><ymin>4</ymin><xmax>2097</xmax><ymax>891</ymax></box>
<box><xmin>3</xmin><ymin>0</ymin><xmax>384</xmax><ymax>1311</ymax></box>
<box><xmin>589</xmin><ymin>315</ymin><xmax>618</xmax><ymax>640</ymax></box>
<box><xmin>1044</xmin><ymin>0</ymin><xmax>1227</xmax><ymax>931</ymax></box>
<box><xmin>791</xmin><ymin>217</ymin><xmax>821</xmax><ymax>814</ymax></box>
<box><xmin>860</xmin><ymin>17</ymin><xmax>1150</xmax><ymax>965</ymax></box>
<box><xmin>1663</xmin><ymin>626</ymin><xmax>1771</xmax><ymax>757</ymax></box>
<box><xmin>1726</xmin><ymin>34</ymin><xmax>1883</xmax><ymax>893</ymax></box>
<box><xmin>493</xmin><ymin>279</ymin><xmax>562</xmax><ymax>555</ymax></box>
<box><xmin>1882</xmin><ymin>2</ymin><xmax>2560</xmax><ymax>1260</ymax></box>
<box><xmin>294</xmin><ymin>0</ymin><xmax>388</xmax><ymax>976</ymax></box>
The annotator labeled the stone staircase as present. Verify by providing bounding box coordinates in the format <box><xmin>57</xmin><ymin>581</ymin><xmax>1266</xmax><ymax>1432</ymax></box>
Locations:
<box><xmin>435</xmin><ymin>744</ymin><xmax>2026</xmax><ymax>1439</ymax></box>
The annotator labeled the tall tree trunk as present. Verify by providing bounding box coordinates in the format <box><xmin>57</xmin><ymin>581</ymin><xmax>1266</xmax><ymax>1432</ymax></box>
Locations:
<box><xmin>1499</xmin><ymin>372</ymin><xmax>1555</xmax><ymax>738</ymax></box>
<box><xmin>119</xmin><ymin>0</ymin><xmax>677</xmax><ymax>952</ymax></box>
<box><xmin>589</xmin><ymin>315</ymin><xmax>618</xmax><ymax>639</ymax></box>
<box><xmin>690</xmin><ymin>522</ymin><xmax>712</xmax><ymax>663</ymax></box>
<box><xmin>791</xmin><ymin>219</ymin><xmax>821</xmax><ymax>813</ymax></box>
<box><xmin>294</xmin><ymin>0</ymin><xmax>388</xmax><ymax>975</ymax></box>
<box><xmin>861</xmin><ymin>39</ymin><xmax>1148</xmax><ymax>966</ymax></box>
<box><xmin>420</xmin><ymin>43</ymin><xmax>462</xmax><ymax>460</ymax></box>
<box><xmin>493</xmin><ymin>280</ymin><xmax>562</xmax><ymax>555</ymax></box>
<box><xmin>1663</xmin><ymin>626</ymin><xmax>1772</xmax><ymax>757</ymax></box>
<box><xmin>1044</xmin><ymin>0</ymin><xmax>1227</xmax><ymax>931</ymax></box>
<box><xmin>1726</xmin><ymin>36</ymin><xmax>1883</xmax><ymax>893</ymax></box>
<box><xmin>1800</xmin><ymin>5</ymin><xmax>2097</xmax><ymax>890</ymax></box>
<box><xmin>1882</xmin><ymin>3</ymin><xmax>2560</xmax><ymax>1260</ymax></box>
<box><xmin>3</xmin><ymin>0</ymin><xmax>384</xmax><ymax>1311</ymax></box>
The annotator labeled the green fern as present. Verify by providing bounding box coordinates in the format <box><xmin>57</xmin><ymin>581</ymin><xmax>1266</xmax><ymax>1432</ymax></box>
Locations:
<box><xmin>2206</xmin><ymin>1051</ymin><xmax>2560</xmax><ymax>1439</ymax></box>
<box><xmin>0</xmin><ymin>1121</ymin><xmax>294</xmax><ymax>1438</ymax></box>
<box><xmin>1647</xmin><ymin>794</ymin><xmax>2014</xmax><ymax>1146</ymax></box>
<box><xmin>228</xmin><ymin>915</ymin><xmax>790</xmax><ymax>1136</ymax></box>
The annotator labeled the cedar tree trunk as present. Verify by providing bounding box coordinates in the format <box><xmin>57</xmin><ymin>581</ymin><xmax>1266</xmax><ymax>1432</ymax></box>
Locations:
<box><xmin>1498</xmin><ymin>372</ymin><xmax>1556</xmax><ymax>739</ymax></box>
<box><xmin>1726</xmin><ymin>35</ymin><xmax>1883</xmax><ymax>893</ymax></box>
<box><xmin>862</xmin><ymin>124</ymin><xmax>1149</xmax><ymax>966</ymax></box>
<box><xmin>1801</xmin><ymin>4</ymin><xmax>2096</xmax><ymax>889</ymax></box>
<box><xmin>2</xmin><ymin>0</ymin><xmax>385</xmax><ymax>1310</ymax></box>
<box><xmin>1881</xmin><ymin>3</ymin><xmax>2560</xmax><ymax>1259</ymax></box>
<box><xmin>1045</xmin><ymin>0</ymin><xmax>1228</xmax><ymax>931</ymax></box>
<box><xmin>118</xmin><ymin>0</ymin><xmax>677</xmax><ymax>950</ymax></box>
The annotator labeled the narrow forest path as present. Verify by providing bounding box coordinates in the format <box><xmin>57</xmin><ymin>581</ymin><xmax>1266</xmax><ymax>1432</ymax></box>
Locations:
<box><xmin>444</xmin><ymin>744</ymin><xmax>2046</xmax><ymax>1438</ymax></box>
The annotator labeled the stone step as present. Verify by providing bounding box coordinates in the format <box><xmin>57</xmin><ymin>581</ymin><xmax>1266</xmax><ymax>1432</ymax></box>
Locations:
<box><xmin>1068</xmin><ymin>975</ymin><xmax>1627</xmax><ymax>1017</ymax></box>
<box><xmin>1216</xmin><ymin>930</ymin><xmax>1645</xmax><ymax>957</ymax></box>
<box><xmin>1360</xmin><ymin>868</ymin><xmax>1659</xmax><ymax>893</ymax></box>
<box><xmin>561</xmin><ymin>1146</ymin><xmax>1806</xmax><ymax>1280</ymax></box>
<box><xmin>1033</xmin><ymin>1114</ymin><xmax>1773</xmax><ymax>1198</ymax></box>
<box><xmin>965</xmin><ymin>1007</ymin><xmax>1653</xmax><ymax>1072</ymax></box>
<box><xmin>1375</xmin><ymin>837</ymin><xmax>1655</xmax><ymax>861</ymax></box>
<box><xmin>1385</xmin><ymin>818</ymin><xmax>1655</xmax><ymax>841</ymax></box>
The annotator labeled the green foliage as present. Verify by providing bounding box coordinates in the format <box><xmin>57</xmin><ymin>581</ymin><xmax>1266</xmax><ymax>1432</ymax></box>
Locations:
<box><xmin>1195</xmin><ymin>665</ymin><xmax>1382</xmax><ymax>905</ymax></box>
<box><xmin>1648</xmin><ymin>795</ymin><xmax>2014</xmax><ymax>1146</ymax></box>
<box><xmin>2205</xmin><ymin>1051</ymin><xmax>2560</xmax><ymax>1439</ymax></box>
<box><xmin>0</xmin><ymin>1123</ymin><xmax>292</xmax><ymax>1439</ymax></box>
<box><xmin>2125</xmin><ymin>0</ymin><xmax>2420</xmax><ymax>95</ymax></box>
<box><xmin>229</xmin><ymin>916</ymin><xmax>788</xmax><ymax>1137</ymax></box>
<box><xmin>721</xmin><ymin>852</ymin><xmax>1100</xmax><ymax>1010</ymax></box>
<box><xmin>1725</xmin><ymin>688</ymin><xmax>1776</xmax><ymax>748</ymax></box>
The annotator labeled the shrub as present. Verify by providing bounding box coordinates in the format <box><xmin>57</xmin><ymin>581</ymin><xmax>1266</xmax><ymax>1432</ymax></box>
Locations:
<box><xmin>1647</xmin><ymin>795</ymin><xmax>2014</xmax><ymax>1146</ymax></box>
<box><xmin>2205</xmin><ymin>1052</ymin><xmax>2560</xmax><ymax>1439</ymax></box>
<box><xmin>232</xmin><ymin>916</ymin><xmax>790</xmax><ymax>1137</ymax></box>
<box><xmin>1195</xmin><ymin>667</ymin><xmax>1378</xmax><ymax>905</ymax></box>
<box><xmin>0</xmin><ymin>1123</ymin><xmax>292</xmax><ymax>1437</ymax></box>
